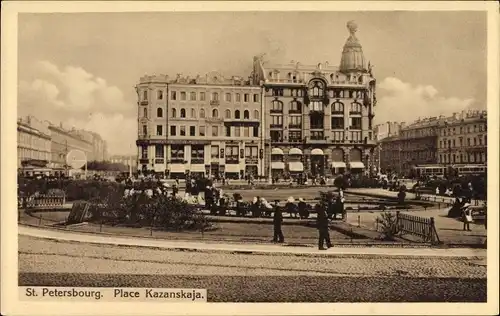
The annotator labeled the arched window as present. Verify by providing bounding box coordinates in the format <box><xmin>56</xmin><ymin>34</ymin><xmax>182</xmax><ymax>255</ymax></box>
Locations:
<box><xmin>180</xmin><ymin>108</ymin><xmax>186</xmax><ymax>118</ymax></box>
<box><xmin>290</xmin><ymin>101</ymin><xmax>302</xmax><ymax>113</ymax></box>
<box><xmin>212</xmin><ymin>92</ymin><xmax>219</xmax><ymax>101</ymax></box>
<box><xmin>156</xmin><ymin>108</ymin><xmax>163</xmax><ymax>118</ymax></box>
<box><xmin>349</xmin><ymin>102</ymin><xmax>362</xmax><ymax>113</ymax></box>
<box><xmin>243</xmin><ymin>110</ymin><xmax>249</xmax><ymax>119</ymax></box>
<box><xmin>212</xmin><ymin>109</ymin><xmax>218</xmax><ymax>118</ymax></box>
<box><xmin>254</xmin><ymin>110</ymin><xmax>259</xmax><ymax>119</ymax></box>
<box><xmin>171</xmin><ymin>108</ymin><xmax>176</xmax><ymax>118</ymax></box>
<box><xmin>271</xmin><ymin>100</ymin><xmax>283</xmax><ymax>112</ymax></box>
<box><xmin>332</xmin><ymin>102</ymin><xmax>344</xmax><ymax>114</ymax></box>
<box><xmin>225</xmin><ymin>109</ymin><xmax>231</xmax><ymax>119</ymax></box>
<box><xmin>235</xmin><ymin>110</ymin><xmax>240</xmax><ymax>119</ymax></box>
<box><xmin>200</xmin><ymin>109</ymin><xmax>205</xmax><ymax>118</ymax></box>
<box><xmin>308</xmin><ymin>80</ymin><xmax>325</xmax><ymax>98</ymax></box>
<box><xmin>143</xmin><ymin>108</ymin><xmax>148</xmax><ymax>118</ymax></box>
<box><xmin>191</xmin><ymin>108</ymin><xmax>196</xmax><ymax>118</ymax></box>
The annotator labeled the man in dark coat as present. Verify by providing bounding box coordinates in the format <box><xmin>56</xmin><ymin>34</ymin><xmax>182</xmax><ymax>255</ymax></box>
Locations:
<box><xmin>273</xmin><ymin>200</ymin><xmax>284</xmax><ymax>243</ymax></box>
<box><xmin>316</xmin><ymin>203</ymin><xmax>332</xmax><ymax>250</ymax></box>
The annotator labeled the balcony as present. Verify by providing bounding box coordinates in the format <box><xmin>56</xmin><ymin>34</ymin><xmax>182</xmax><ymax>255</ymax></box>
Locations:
<box><xmin>288</xmin><ymin>138</ymin><xmax>302</xmax><ymax>143</ymax></box>
<box><xmin>270</xmin><ymin>109</ymin><xmax>283</xmax><ymax>114</ymax></box>
<box><xmin>331</xmin><ymin>111</ymin><xmax>343</xmax><ymax>115</ymax></box>
<box><xmin>270</xmin><ymin>124</ymin><xmax>283</xmax><ymax>129</ymax></box>
<box><xmin>210</xmin><ymin>100</ymin><xmax>220</xmax><ymax>106</ymax></box>
<box><xmin>245</xmin><ymin>157</ymin><xmax>259</xmax><ymax>164</ymax></box>
<box><xmin>289</xmin><ymin>110</ymin><xmax>302</xmax><ymax>114</ymax></box>
<box><xmin>140</xmin><ymin>100</ymin><xmax>148</xmax><ymax>105</ymax></box>
<box><xmin>155</xmin><ymin>158</ymin><xmax>165</xmax><ymax>164</ymax></box>
<box><xmin>190</xmin><ymin>158</ymin><xmax>205</xmax><ymax>164</ymax></box>
<box><xmin>288</xmin><ymin>124</ymin><xmax>302</xmax><ymax>129</ymax></box>
<box><xmin>349</xmin><ymin>111</ymin><xmax>362</xmax><ymax>115</ymax></box>
<box><xmin>139</xmin><ymin>158</ymin><xmax>149</xmax><ymax>164</ymax></box>
<box><xmin>170</xmin><ymin>158</ymin><xmax>185</xmax><ymax>164</ymax></box>
<box><xmin>225</xmin><ymin>157</ymin><xmax>239</xmax><ymax>164</ymax></box>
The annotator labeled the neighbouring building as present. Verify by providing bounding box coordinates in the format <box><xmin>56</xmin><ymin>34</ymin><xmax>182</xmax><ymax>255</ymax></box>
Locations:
<box><xmin>437</xmin><ymin>110</ymin><xmax>487</xmax><ymax>165</ymax></box>
<box><xmin>251</xmin><ymin>20</ymin><xmax>377</xmax><ymax>178</ymax></box>
<box><xmin>135</xmin><ymin>72</ymin><xmax>263</xmax><ymax>179</ymax></box>
<box><xmin>379</xmin><ymin>117</ymin><xmax>440</xmax><ymax>174</ymax></box>
<box><xmin>47</xmin><ymin>123</ymin><xmax>94</xmax><ymax>169</ymax></box>
<box><xmin>17</xmin><ymin>116</ymin><xmax>52</xmax><ymax>169</ymax></box>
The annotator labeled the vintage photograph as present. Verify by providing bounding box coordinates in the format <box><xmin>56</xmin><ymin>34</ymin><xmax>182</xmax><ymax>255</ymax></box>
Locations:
<box><xmin>4</xmin><ymin>2</ymin><xmax>498</xmax><ymax>313</ymax></box>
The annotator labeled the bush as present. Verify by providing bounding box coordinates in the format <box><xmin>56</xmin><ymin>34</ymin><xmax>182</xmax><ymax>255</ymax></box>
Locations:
<box><xmin>376</xmin><ymin>212</ymin><xmax>399</xmax><ymax>241</ymax></box>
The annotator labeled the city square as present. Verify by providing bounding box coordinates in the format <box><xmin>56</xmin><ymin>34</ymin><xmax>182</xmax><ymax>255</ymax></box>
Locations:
<box><xmin>8</xmin><ymin>6</ymin><xmax>495</xmax><ymax>311</ymax></box>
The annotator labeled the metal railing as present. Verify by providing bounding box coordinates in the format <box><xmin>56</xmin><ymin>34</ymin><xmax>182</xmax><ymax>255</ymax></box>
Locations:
<box><xmin>19</xmin><ymin>194</ymin><xmax>66</xmax><ymax>208</ymax></box>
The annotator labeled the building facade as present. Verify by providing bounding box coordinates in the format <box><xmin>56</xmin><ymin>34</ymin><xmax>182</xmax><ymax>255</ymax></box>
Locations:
<box><xmin>437</xmin><ymin>110</ymin><xmax>487</xmax><ymax>165</ymax></box>
<box><xmin>109</xmin><ymin>155</ymin><xmax>137</xmax><ymax>171</ymax></box>
<box><xmin>251</xmin><ymin>21</ymin><xmax>377</xmax><ymax>178</ymax></box>
<box><xmin>48</xmin><ymin>124</ymin><xmax>94</xmax><ymax>169</ymax></box>
<box><xmin>379</xmin><ymin>117</ymin><xmax>440</xmax><ymax>174</ymax></box>
<box><xmin>135</xmin><ymin>73</ymin><xmax>263</xmax><ymax>179</ymax></box>
<box><xmin>17</xmin><ymin>116</ymin><xmax>52</xmax><ymax>169</ymax></box>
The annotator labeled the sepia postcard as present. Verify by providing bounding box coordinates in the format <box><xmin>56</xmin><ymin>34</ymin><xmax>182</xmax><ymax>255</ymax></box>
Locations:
<box><xmin>1</xmin><ymin>1</ymin><xmax>499</xmax><ymax>315</ymax></box>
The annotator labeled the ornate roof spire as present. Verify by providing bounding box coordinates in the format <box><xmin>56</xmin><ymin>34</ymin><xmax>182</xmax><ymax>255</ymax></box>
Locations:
<box><xmin>339</xmin><ymin>20</ymin><xmax>367</xmax><ymax>73</ymax></box>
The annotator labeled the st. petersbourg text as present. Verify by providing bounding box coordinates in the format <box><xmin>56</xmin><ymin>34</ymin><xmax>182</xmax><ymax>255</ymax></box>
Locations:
<box><xmin>21</xmin><ymin>287</ymin><xmax>207</xmax><ymax>302</ymax></box>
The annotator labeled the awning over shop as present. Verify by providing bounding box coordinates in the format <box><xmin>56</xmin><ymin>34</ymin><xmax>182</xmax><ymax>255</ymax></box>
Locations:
<box><xmin>271</xmin><ymin>148</ymin><xmax>284</xmax><ymax>155</ymax></box>
<box><xmin>349</xmin><ymin>162</ymin><xmax>365</xmax><ymax>169</ymax></box>
<box><xmin>331</xmin><ymin>162</ymin><xmax>347</xmax><ymax>168</ymax></box>
<box><xmin>271</xmin><ymin>162</ymin><xmax>285</xmax><ymax>169</ymax></box>
<box><xmin>311</xmin><ymin>148</ymin><xmax>324</xmax><ymax>156</ymax></box>
<box><xmin>190</xmin><ymin>164</ymin><xmax>206</xmax><ymax>172</ymax></box>
<box><xmin>289</xmin><ymin>148</ymin><xmax>303</xmax><ymax>155</ymax></box>
<box><xmin>169</xmin><ymin>164</ymin><xmax>185</xmax><ymax>173</ymax></box>
<box><xmin>224</xmin><ymin>164</ymin><xmax>240</xmax><ymax>173</ymax></box>
<box><xmin>288</xmin><ymin>162</ymin><xmax>304</xmax><ymax>172</ymax></box>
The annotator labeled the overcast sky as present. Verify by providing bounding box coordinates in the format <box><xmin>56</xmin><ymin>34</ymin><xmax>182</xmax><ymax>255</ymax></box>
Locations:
<box><xmin>17</xmin><ymin>11</ymin><xmax>487</xmax><ymax>155</ymax></box>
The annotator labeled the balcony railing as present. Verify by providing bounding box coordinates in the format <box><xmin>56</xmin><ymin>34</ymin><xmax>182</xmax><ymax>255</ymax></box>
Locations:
<box><xmin>225</xmin><ymin>157</ymin><xmax>239</xmax><ymax>164</ymax></box>
<box><xmin>270</xmin><ymin>124</ymin><xmax>283</xmax><ymax>128</ymax></box>
<box><xmin>140</xmin><ymin>100</ymin><xmax>148</xmax><ymax>105</ymax></box>
<box><xmin>245</xmin><ymin>158</ymin><xmax>259</xmax><ymax>164</ymax></box>
<box><xmin>349</xmin><ymin>111</ymin><xmax>362</xmax><ymax>115</ymax></box>
<box><xmin>139</xmin><ymin>158</ymin><xmax>149</xmax><ymax>164</ymax></box>
<box><xmin>288</xmin><ymin>138</ymin><xmax>302</xmax><ymax>143</ymax></box>
<box><xmin>270</xmin><ymin>109</ymin><xmax>283</xmax><ymax>114</ymax></box>
<box><xmin>331</xmin><ymin>111</ymin><xmax>343</xmax><ymax>115</ymax></box>
<box><xmin>288</xmin><ymin>124</ymin><xmax>302</xmax><ymax>129</ymax></box>
<box><xmin>170</xmin><ymin>158</ymin><xmax>185</xmax><ymax>163</ymax></box>
<box><xmin>210</xmin><ymin>100</ymin><xmax>220</xmax><ymax>106</ymax></box>
<box><xmin>288</xmin><ymin>110</ymin><xmax>302</xmax><ymax>114</ymax></box>
<box><xmin>190</xmin><ymin>158</ymin><xmax>205</xmax><ymax>164</ymax></box>
<box><xmin>154</xmin><ymin>158</ymin><xmax>165</xmax><ymax>164</ymax></box>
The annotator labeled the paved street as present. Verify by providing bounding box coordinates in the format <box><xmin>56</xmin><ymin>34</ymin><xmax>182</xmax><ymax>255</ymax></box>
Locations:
<box><xmin>18</xmin><ymin>235</ymin><xmax>487</xmax><ymax>302</ymax></box>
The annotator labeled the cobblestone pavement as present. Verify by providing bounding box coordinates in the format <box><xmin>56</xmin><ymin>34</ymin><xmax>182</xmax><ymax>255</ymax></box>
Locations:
<box><xmin>19</xmin><ymin>236</ymin><xmax>486</xmax><ymax>278</ymax></box>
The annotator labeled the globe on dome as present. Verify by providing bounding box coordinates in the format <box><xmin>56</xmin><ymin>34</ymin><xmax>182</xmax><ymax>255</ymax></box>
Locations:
<box><xmin>347</xmin><ymin>20</ymin><xmax>358</xmax><ymax>35</ymax></box>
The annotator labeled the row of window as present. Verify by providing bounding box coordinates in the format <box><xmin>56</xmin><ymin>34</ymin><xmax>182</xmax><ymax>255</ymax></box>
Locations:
<box><xmin>439</xmin><ymin>152</ymin><xmax>486</xmax><ymax>164</ymax></box>
<box><xmin>143</xmin><ymin>107</ymin><xmax>260</xmax><ymax>120</ymax></box>
<box><xmin>142</xmin><ymin>144</ymin><xmax>259</xmax><ymax>160</ymax></box>
<box><xmin>269</xmin><ymin>116</ymin><xmax>362</xmax><ymax>130</ymax></box>
<box><xmin>142</xmin><ymin>90</ymin><xmax>260</xmax><ymax>103</ymax></box>
<box><xmin>17</xmin><ymin>148</ymin><xmax>51</xmax><ymax>161</ymax></box>
<box><xmin>439</xmin><ymin>135</ymin><xmax>487</xmax><ymax>148</ymax></box>
<box><xmin>143</xmin><ymin>124</ymin><xmax>260</xmax><ymax>138</ymax></box>
<box><xmin>268</xmin><ymin>72</ymin><xmax>363</xmax><ymax>83</ymax></box>
<box><xmin>269</xmin><ymin>130</ymin><xmax>367</xmax><ymax>143</ymax></box>
<box><xmin>271</xmin><ymin>83</ymin><xmax>367</xmax><ymax>100</ymax></box>
<box><xmin>270</xmin><ymin>100</ymin><xmax>362</xmax><ymax>114</ymax></box>
<box><xmin>440</xmin><ymin>124</ymin><xmax>486</xmax><ymax>136</ymax></box>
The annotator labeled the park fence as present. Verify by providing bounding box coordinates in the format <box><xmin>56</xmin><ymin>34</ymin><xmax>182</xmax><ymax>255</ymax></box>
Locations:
<box><xmin>19</xmin><ymin>194</ymin><xmax>66</xmax><ymax>208</ymax></box>
<box><xmin>395</xmin><ymin>211</ymin><xmax>440</xmax><ymax>245</ymax></box>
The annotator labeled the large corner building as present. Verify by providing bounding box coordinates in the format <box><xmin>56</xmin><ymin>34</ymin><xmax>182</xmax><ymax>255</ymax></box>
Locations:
<box><xmin>135</xmin><ymin>21</ymin><xmax>377</xmax><ymax>178</ymax></box>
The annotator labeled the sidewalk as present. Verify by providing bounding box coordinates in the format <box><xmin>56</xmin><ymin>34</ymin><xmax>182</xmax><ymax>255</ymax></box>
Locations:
<box><xmin>19</xmin><ymin>225</ymin><xmax>486</xmax><ymax>258</ymax></box>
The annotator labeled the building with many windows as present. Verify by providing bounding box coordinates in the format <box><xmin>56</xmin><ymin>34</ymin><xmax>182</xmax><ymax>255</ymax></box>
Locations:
<box><xmin>17</xmin><ymin>116</ymin><xmax>52</xmax><ymax>169</ymax></box>
<box><xmin>251</xmin><ymin>20</ymin><xmax>377</xmax><ymax>178</ymax></box>
<box><xmin>437</xmin><ymin>110</ymin><xmax>487</xmax><ymax>165</ymax></box>
<box><xmin>379</xmin><ymin>109</ymin><xmax>487</xmax><ymax>176</ymax></box>
<box><xmin>48</xmin><ymin>123</ymin><xmax>95</xmax><ymax>169</ymax></box>
<box><xmin>135</xmin><ymin>73</ymin><xmax>263</xmax><ymax>179</ymax></box>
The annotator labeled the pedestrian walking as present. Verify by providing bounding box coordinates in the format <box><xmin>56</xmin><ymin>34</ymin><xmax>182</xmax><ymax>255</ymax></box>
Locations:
<box><xmin>316</xmin><ymin>203</ymin><xmax>332</xmax><ymax>250</ymax></box>
<box><xmin>462</xmin><ymin>203</ymin><xmax>473</xmax><ymax>231</ymax></box>
<box><xmin>273</xmin><ymin>200</ymin><xmax>284</xmax><ymax>243</ymax></box>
